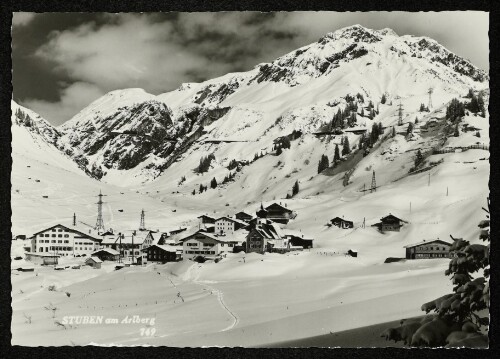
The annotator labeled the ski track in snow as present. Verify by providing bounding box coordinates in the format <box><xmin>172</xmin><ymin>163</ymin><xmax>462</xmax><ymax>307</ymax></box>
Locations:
<box><xmin>187</xmin><ymin>263</ymin><xmax>239</xmax><ymax>332</ymax></box>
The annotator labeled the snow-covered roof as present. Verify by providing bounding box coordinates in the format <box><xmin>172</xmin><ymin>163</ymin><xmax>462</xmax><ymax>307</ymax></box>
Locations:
<box><xmin>92</xmin><ymin>248</ymin><xmax>119</xmax><ymax>256</ymax></box>
<box><xmin>150</xmin><ymin>232</ymin><xmax>162</xmax><ymax>245</ymax></box>
<box><xmin>215</xmin><ymin>216</ymin><xmax>248</xmax><ymax>226</ymax></box>
<box><xmin>180</xmin><ymin>230</ymin><xmax>239</xmax><ymax>243</ymax></box>
<box><xmin>404</xmin><ymin>239</ymin><xmax>452</xmax><ymax>248</ymax></box>
<box><xmin>86</xmin><ymin>256</ymin><xmax>103</xmax><ymax>263</ymax></box>
<box><xmin>282</xmin><ymin>229</ymin><xmax>314</xmax><ymax>240</ymax></box>
<box><xmin>25</xmin><ymin>252</ymin><xmax>60</xmax><ymax>258</ymax></box>
<box><xmin>143</xmin><ymin>244</ymin><xmax>178</xmax><ymax>253</ymax></box>
<box><xmin>31</xmin><ymin>224</ymin><xmax>101</xmax><ymax>241</ymax></box>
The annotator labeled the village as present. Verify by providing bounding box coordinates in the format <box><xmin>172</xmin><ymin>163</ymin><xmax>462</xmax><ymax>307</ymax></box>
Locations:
<box><xmin>13</xmin><ymin>192</ymin><xmax>456</xmax><ymax>273</ymax></box>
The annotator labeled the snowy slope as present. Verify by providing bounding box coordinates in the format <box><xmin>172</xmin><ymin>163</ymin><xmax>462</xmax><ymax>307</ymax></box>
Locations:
<box><xmin>11</xmin><ymin>25</ymin><xmax>490</xmax><ymax>347</ymax></box>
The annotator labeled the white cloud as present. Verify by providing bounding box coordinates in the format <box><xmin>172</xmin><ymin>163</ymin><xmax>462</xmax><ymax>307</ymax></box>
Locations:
<box><xmin>12</xmin><ymin>12</ymin><xmax>36</xmax><ymax>27</ymax></box>
<box><xmin>26</xmin><ymin>12</ymin><xmax>488</xmax><ymax>125</ymax></box>
<box><xmin>23</xmin><ymin>82</ymin><xmax>105</xmax><ymax>126</ymax></box>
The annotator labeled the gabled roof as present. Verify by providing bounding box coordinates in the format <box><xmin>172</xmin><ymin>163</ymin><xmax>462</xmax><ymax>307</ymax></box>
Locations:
<box><xmin>142</xmin><ymin>244</ymin><xmax>178</xmax><ymax>253</ymax></box>
<box><xmin>150</xmin><ymin>232</ymin><xmax>162</xmax><ymax>245</ymax></box>
<box><xmin>265</xmin><ymin>203</ymin><xmax>293</xmax><ymax>213</ymax></box>
<box><xmin>404</xmin><ymin>239</ymin><xmax>452</xmax><ymax>248</ymax></box>
<box><xmin>380</xmin><ymin>214</ymin><xmax>406</xmax><ymax>222</ymax></box>
<box><xmin>31</xmin><ymin>224</ymin><xmax>102</xmax><ymax>242</ymax></box>
<box><xmin>282</xmin><ymin>229</ymin><xmax>314</xmax><ymax>240</ymax></box>
<box><xmin>235</xmin><ymin>211</ymin><xmax>252</xmax><ymax>217</ymax></box>
<box><xmin>86</xmin><ymin>256</ymin><xmax>103</xmax><ymax>263</ymax></box>
<box><xmin>92</xmin><ymin>248</ymin><xmax>119</xmax><ymax>256</ymax></box>
<box><xmin>197</xmin><ymin>214</ymin><xmax>216</xmax><ymax>220</ymax></box>
<box><xmin>331</xmin><ymin>217</ymin><xmax>353</xmax><ymax>222</ymax></box>
<box><xmin>179</xmin><ymin>230</ymin><xmax>238</xmax><ymax>243</ymax></box>
<box><xmin>215</xmin><ymin>216</ymin><xmax>248</xmax><ymax>226</ymax></box>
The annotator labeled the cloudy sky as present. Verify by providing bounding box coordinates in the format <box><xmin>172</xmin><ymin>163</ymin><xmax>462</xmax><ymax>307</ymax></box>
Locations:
<box><xmin>12</xmin><ymin>11</ymin><xmax>489</xmax><ymax>126</ymax></box>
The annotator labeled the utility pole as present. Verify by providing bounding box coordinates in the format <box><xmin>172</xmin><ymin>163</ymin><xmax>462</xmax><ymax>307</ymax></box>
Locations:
<box><xmin>397</xmin><ymin>100</ymin><xmax>404</xmax><ymax>126</ymax></box>
<box><xmin>140</xmin><ymin>209</ymin><xmax>145</xmax><ymax>231</ymax></box>
<box><xmin>95</xmin><ymin>190</ymin><xmax>107</xmax><ymax>234</ymax></box>
<box><xmin>118</xmin><ymin>232</ymin><xmax>123</xmax><ymax>263</ymax></box>
<box><xmin>363</xmin><ymin>183</ymin><xmax>366</xmax><ymax>194</ymax></box>
<box><xmin>73</xmin><ymin>213</ymin><xmax>76</xmax><ymax>226</ymax></box>
<box><xmin>371</xmin><ymin>171</ymin><xmax>377</xmax><ymax>193</ymax></box>
<box><xmin>131</xmin><ymin>231</ymin><xmax>135</xmax><ymax>265</ymax></box>
<box><xmin>363</xmin><ymin>217</ymin><xmax>366</xmax><ymax>228</ymax></box>
<box><xmin>428</xmin><ymin>87</ymin><xmax>434</xmax><ymax>109</ymax></box>
<box><xmin>428</xmin><ymin>173</ymin><xmax>431</xmax><ymax>186</ymax></box>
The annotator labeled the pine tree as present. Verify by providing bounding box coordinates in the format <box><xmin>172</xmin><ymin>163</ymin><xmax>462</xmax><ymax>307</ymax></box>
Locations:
<box><xmin>392</xmin><ymin>126</ymin><xmax>396</xmax><ymax>137</ymax></box>
<box><xmin>382</xmin><ymin>200</ymin><xmax>490</xmax><ymax>347</ymax></box>
<box><xmin>210</xmin><ymin>177</ymin><xmax>217</xmax><ymax>189</ymax></box>
<box><xmin>467</xmin><ymin>88</ymin><xmax>474</xmax><ymax>98</ymax></box>
<box><xmin>415</xmin><ymin>117</ymin><xmax>419</xmax><ymax>124</ymax></box>
<box><xmin>378</xmin><ymin>122</ymin><xmax>383</xmax><ymax>135</ymax></box>
<box><xmin>318</xmin><ymin>154</ymin><xmax>329</xmax><ymax>173</ymax></box>
<box><xmin>360</xmin><ymin>108</ymin><xmax>364</xmax><ymax>117</ymax></box>
<box><xmin>381</xmin><ymin>93</ymin><xmax>387</xmax><ymax>104</ymax></box>
<box><xmin>292</xmin><ymin>180</ymin><xmax>299</xmax><ymax>196</ymax></box>
<box><xmin>334</xmin><ymin>144</ymin><xmax>340</xmax><ymax>163</ymax></box>
<box><xmin>342</xmin><ymin>136</ymin><xmax>351</xmax><ymax>156</ymax></box>
<box><xmin>414</xmin><ymin>149</ymin><xmax>424</xmax><ymax>167</ymax></box>
<box><xmin>406</xmin><ymin>122</ymin><xmax>414</xmax><ymax>136</ymax></box>
<box><xmin>192</xmin><ymin>189</ymin><xmax>196</xmax><ymax>195</ymax></box>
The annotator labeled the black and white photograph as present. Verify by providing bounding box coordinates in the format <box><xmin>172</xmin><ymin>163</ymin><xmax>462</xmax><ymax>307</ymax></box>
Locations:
<box><xmin>9</xmin><ymin>10</ymin><xmax>490</xmax><ymax>348</ymax></box>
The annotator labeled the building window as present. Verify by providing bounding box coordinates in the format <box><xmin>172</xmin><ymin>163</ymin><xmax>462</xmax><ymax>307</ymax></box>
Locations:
<box><xmin>64</xmin><ymin>234</ymin><xmax>69</xmax><ymax>238</ymax></box>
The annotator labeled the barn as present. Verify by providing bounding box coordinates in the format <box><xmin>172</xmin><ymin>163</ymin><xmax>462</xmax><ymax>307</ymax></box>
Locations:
<box><xmin>142</xmin><ymin>244</ymin><xmax>181</xmax><ymax>263</ymax></box>
<box><xmin>330</xmin><ymin>217</ymin><xmax>354</xmax><ymax>229</ymax></box>
<box><xmin>85</xmin><ymin>256</ymin><xmax>102</xmax><ymax>269</ymax></box>
<box><xmin>91</xmin><ymin>248</ymin><xmax>120</xmax><ymax>262</ymax></box>
<box><xmin>404</xmin><ymin>239</ymin><xmax>453</xmax><ymax>259</ymax></box>
<box><xmin>372</xmin><ymin>214</ymin><xmax>406</xmax><ymax>232</ymax></box>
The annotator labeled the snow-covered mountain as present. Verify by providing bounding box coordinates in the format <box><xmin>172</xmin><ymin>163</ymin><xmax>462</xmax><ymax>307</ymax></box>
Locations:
<box><xmin>51</xmin><ymin>25</ymin><xmax>487</xmax><ymax>186</ymax></box>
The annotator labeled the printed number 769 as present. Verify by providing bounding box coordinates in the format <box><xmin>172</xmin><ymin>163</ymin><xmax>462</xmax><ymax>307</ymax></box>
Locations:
<box><xmin>140</xmin><ymin>327</ymin><xmax>156</xmax><ymax>336</ymax></box>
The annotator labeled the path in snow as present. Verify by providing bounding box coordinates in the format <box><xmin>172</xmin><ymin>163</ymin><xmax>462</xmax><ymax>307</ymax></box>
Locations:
<box><xmin>187</xmin><ymin>263</ymin><xmax>239</xmax><ymax>332</ymax></box>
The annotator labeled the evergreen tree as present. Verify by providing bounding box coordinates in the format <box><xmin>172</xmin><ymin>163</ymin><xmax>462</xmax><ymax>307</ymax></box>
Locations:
<box><xmin>318</xmin><ymin>154</ymin><xmax>330</xmax><ymax>173</ymax></box>
<box><xmin>360</xmin><ymin>108</ymin><xmax>364</xmax><ymax>117</ymax></box>
<box><xmin>378</xmin><ymin>122</ymin><xmax>383</xmax><ymax>135</ymax></box>
<box><xmin>382</xmin><ymin>200</ymin><xmax>490</xmax><ymax>347</ymax></box>
<box><xmin>454</xmin><ymin>124</ymin><xmax>460</xmax><ymax>137</ymax></box>
<box><xmin>406</xmin><ymin>122</ymin><xmax>414</xmax><ymax>136</ymax></box>
<box><xmin>192</xmin><ymin>189</ymin><xmax>196</xmax><ymax>195</ymax></box>
<box><xmin>340</xmin><ymin>136</ymin><xmax>344</xmax><ymax>146</ymax></box>
<box><xmin>381</xmin><ymin>93</ymin><xmax>387</xmax><ymax>104</ymax></box>
<box><xmin>342</xmin><ymin>136</ymin><xmax>351</xmax><ymax>156</ymax></box>
<box><xmin>392</xmin><ymin>126</ymin><xmax>396</xmax><ymax>137</ymax></box>
<box><xmin>292</xmin><ymin>180</ymin><xmax>299</xmax><ymax>196</ymax></box>
<box><xmin>334</xmin><ymin>144</ymin><xmax>340</xmax><ymax>163</ymax></box>
<box><xmin>447</xmin><ymin>98</ymin><xmax>466</xmax><ymax>121</ymax></box>
<box><xmin>415</xmin><ymin>117</ymin><xmax>419</xmax><ymax>124</ymax></box>
<box><xmin>414</xmin><ymin>149</ymin><xmax>424</xmax><ymax>168</ymax></box>
<box><xmin>210</xmin><ymin>177</ymin><xmax>217</xmax><ymax>189</ymax></box>
<box><xmin>466</xmin><ymin>88</ymin><xmax>474</xmax><ymax>98</ymax></box>
<box><xmin>359</xmin><ymin>133</ymin><xmax>365</xmax><ymax>148</ymax></box>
